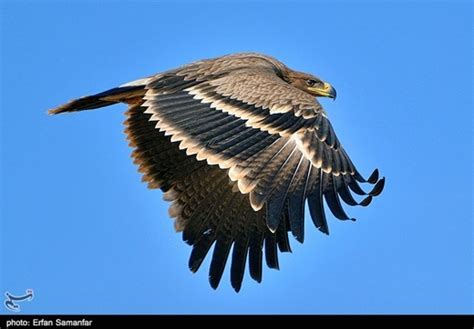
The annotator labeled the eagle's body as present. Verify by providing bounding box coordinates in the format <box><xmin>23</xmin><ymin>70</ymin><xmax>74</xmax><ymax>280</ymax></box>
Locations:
<box><xmin>50</xmin><ymin>53</ymin><xmax>384</xmax><ymax>291</ymax></box>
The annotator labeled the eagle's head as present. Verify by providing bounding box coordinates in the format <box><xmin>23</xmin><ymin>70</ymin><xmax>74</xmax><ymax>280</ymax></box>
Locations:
<box><xmin>286</xmin><ymin>71</ymin><xmax>337</xmax><ymax>99</ymax></box>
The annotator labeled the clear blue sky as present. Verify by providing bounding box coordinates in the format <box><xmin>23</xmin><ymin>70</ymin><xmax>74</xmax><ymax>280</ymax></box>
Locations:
<box><xmin>1</xmin><ymin>0</ymin><xmax>472</xmax><ymax>314</ymax></box>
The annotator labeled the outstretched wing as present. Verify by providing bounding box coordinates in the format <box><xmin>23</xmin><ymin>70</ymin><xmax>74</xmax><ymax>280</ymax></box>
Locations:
<box><xmin>126</xmin><ymin>104</ymin><xmax>290</xmax><ymax>292</ymax></box>
<box><xmin>143</xmin><ymin>64</ymin><xmax>383</xmax><ymax>229</ymax></box>
<box><xmin>125</xmin><ymin>59</ymin><xmax>384</xmax><ymax>290</ymax></box>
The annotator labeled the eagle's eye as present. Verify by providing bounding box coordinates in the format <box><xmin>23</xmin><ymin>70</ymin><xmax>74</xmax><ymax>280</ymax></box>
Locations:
<box><xmin>306</xmin><ymin>79</ymin><xmax>320</xmax><ymax>87</ymax></box>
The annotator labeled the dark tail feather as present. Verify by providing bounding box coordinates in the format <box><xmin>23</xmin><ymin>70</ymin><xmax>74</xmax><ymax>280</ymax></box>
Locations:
<box><xmin>48</xmin><ymin>85</ymin><xmax>145</xmax><ymax>115</ymax></box>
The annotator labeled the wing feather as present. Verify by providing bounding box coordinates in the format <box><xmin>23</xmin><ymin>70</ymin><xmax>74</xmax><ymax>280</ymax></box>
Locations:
<box><xmin>230</xmin><ymin>239</ymin><xmax>249</xmax><ymax>292</ymax></box>
<box><xmin>264</xmin><ymin>231</ymin><xmax>279</xmax><ymax>270</ymax></box>
<box><xmin>286</xmin><ymin>158</ymin><xmax>312</xmax><ymax>242</ymax></box>
<box><xmin>276</xmin><ymin>210</ymin><xmax>292</xmax><ymax>253</ymax></box>
<box><xmin>307</xmin><ymin>167</ymin><xmax>329</xmax><ymax>234</ymax></box>
<box><xmin>264</xmin><ymin>150</ymin><xmax>303</xmax><ymax>231</ymax></box>
<box><xmin>248</xmin><ymin>230</ymin><xmax>265</xmax><ymax>283</ymax></box>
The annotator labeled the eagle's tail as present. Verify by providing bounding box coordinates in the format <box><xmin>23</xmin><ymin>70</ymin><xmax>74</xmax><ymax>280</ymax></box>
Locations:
<box><xmin>48</xmin><ymin>85</ymin><xmax>146</xmax><ymax>115</ymax></box>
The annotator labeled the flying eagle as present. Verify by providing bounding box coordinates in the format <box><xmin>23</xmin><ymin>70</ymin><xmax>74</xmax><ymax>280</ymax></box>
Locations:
<box><xmin>49</xmin><ymin>53</ymin><xmax>385</xmax><ymax>292</ymax></box>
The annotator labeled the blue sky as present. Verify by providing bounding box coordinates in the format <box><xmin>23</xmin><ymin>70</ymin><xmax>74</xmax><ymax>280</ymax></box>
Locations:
<box><xmin>1</xmin><ymin>0</ymin><xmax>472</xmax><ymax>314</ymax></box>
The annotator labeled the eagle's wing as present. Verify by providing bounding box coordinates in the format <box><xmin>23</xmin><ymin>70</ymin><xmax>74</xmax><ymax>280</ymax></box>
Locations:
<box><xmin>143</xmin><ymin>67</ymin><xmax>384</xmax><ymax>224</ymax></box>
<box><xmin>125</xmin><ymin>65</ymin><xmax>384</xmax><ymax>290</ymax></box>
<box><xmin>126</xmin><ymin>104</ymin><xmax>288</xmax><ymax>292</ymax></box>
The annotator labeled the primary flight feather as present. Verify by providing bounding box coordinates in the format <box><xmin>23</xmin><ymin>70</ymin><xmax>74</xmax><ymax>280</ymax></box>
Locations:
<box><xmin>49</xmin><ymin>52</ymin><xmax>385</xmax><ymax>292</ymax></box>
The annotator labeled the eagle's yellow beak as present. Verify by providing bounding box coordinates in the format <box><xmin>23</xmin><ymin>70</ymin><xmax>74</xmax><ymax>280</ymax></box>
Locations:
<box><xmin>308</xmin><ymin>82</ymin><xmax>337</xmax><ymax>99</ymax></box>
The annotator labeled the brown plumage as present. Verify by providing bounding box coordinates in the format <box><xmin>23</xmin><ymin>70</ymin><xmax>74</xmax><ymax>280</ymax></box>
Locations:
<box><xmin>49</xmin><ymin>53</ymin><xmax>385</xmax><ymax>292</ymax></box>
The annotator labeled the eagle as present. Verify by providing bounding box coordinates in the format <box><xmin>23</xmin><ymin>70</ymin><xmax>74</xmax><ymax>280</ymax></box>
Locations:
<box><xmin>49</xmin><ymin>53</ymin><xmax>385</xmax><ymax>292</ymax></box>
